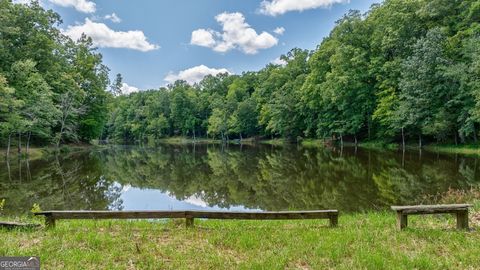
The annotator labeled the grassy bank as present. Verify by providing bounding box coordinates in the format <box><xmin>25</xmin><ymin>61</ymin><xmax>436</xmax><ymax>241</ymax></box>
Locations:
<box><xmin>354</xmin><ymin>141</ymin><xmax>480</xmax><ymax>155</ymax></box>
<box><xmin>156</xmin><ymin>137</ymin><xmax>220</xmax><ymax>145</ymax></box>
<box><xmin>1</xmin><ymin>144</ymin><xmax>102</xmax><ymax>161</ymax></box>
<box><xmin>99</xmin><ymin>137</ymin><xmax>480</xmax><ymax>156</ymax></box>
<box><xmin>424</xmin><ymin>144</ymin><xmax>480</xmax><ymax>155</ymax></box>
<box><xmin>157</xmin><ymin>137</ymin><xmax>277</xmax><ymax>146</ymax></box>
<box><xmin>1</xmin><ymin>204</ymin><xmax>479</xmax><ymax>269</ymax></box>
<box><xmin>356</xmin><ymin>141</ymin><xmax>399</xmax><ymax>150</ymax></box>
<box><xmin>331</xmin><ymin>140</ymin><xmax>480</xmax><ymax>155</ymax></box>
<box><xmin>300</xmin><ymin>139</ymin><xmax>325</xmax><ymax>148</ymax></box>
<box><xmin>0</xmin><ymin>147</ymin><xmax>46</xmax><ymax>160</ymax></box>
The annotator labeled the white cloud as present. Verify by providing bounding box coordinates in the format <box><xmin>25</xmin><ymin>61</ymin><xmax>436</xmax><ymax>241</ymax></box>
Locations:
<box><xmin>63</xmin><ymin>18</ymin><xmax>159</xmax><ymax>52</ymax></box>
<box><xmin>271</xmin><ymin>57</ymin><xmax>287</xmax><ymax>66</ymax></box>
<box><xmin>49</xmin><ymin>0</ymin><xmax>96</xmax><ymax>13</ymax></box>
<box><xmin>120</xmin><ymin>83</ymin><xmax>139</xmax><ymax>95</ymax></box>
<box><xmin>260</xmin><ymin>0</ymin><xmax>349</xmax><ymax>16</ymax></box>
<box><xmin>191</xmin><ymin>29</ymin><xmax>216</xmax><ymax>47</ymax></box>
<box><xmin>164</xmin><ymin>65</ymin><xmax>230</xmax><ymax>85</ymax></box>
<box><xmin>104</xmin><ymin>13</ymin><xmax>121</xmax><ymax>23</ymax></box>
<box><xmin>12</xmin><ymin>0</ymin><xmax>33</xmax><ymax>4</ymax></box>
<box><xmin>185</xmin><ymin>195</ymin><xmax>208</xmax><ymax>208</ymax></box>
<box><xmin>273</xmin><ymin>27</ymin><xmax>285</xmax><ymax>35</ymax></box>
<box><xmin>191</xmin><ymin>12</ymin><xmax>278</xmax><ymax>54</ymax></box>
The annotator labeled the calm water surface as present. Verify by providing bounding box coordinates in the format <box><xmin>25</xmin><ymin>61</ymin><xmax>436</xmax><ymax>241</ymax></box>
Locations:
<box><xmin>1</xmin><ymin>144</ymin><xmax>479</xmax><ymax>215</ymax></box>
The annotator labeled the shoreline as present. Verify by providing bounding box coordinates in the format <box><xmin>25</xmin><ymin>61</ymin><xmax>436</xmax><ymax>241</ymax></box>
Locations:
<box><xmin>157</xmin><ymin>137</ymin><xmax>480</xmax><ymax>156</ymax></box>
<box><xmin>3</xmin><ymin>139</ymin><xmax>480</xmax><ymax>161</ymax></box>
<box><xmin>0</xmin><ymin>144</ymin><xmax>103</xmax><ymax>161</ymax></box>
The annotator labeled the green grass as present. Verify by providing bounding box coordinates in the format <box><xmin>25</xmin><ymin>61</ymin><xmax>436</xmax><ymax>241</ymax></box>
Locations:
<box><xmin>156</xmin><ymin>137</ymin><xmax>220</xmax><ymax>145</ymax></box>
<box><xmin>1</xmin><ymin>144</ymin><xmax>101</xmax><ymax>160</ymax></box>
<box><xmin>425</xmin><ymin>144</ymin><xmax>480</xmax><ymax>155</ymax></box>
<box><xmin>1</xmin><ymin>208</ymin><xmax>480</xmax><ymax>269</ymax></box>
<box><xmin>300</xmin><ymin>139</ymin><xmax>325</xmax><ymax>148</ymax></box>
<box><xmin>0</xmin><ymin>147</ymin><xmax>46</xmax><ymax>160</ymax></box>
<box><xmin>357</xmin><ymin>141</ymin><xmax>399</xmax><ymax>150</ymax></box>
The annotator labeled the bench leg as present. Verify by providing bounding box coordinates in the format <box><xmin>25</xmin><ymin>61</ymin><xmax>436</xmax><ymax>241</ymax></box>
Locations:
<box><xmin>185</xmin><ymin>217</ymin><xmax>194</xmax><ymax>228</ymax></box>
<box><xmin>396</xmin><ymin>213</ymin><xmax>407</xmax><ymax>230</ymax></box>
<box><xmin>329</xmin><ymin>215</ymin><xmax>338</xmax><ymax>227</ymax></box>
<box><xmin>45</xmin><ymin>215</ymin><xmax>56</xmax><ymax>229</ymax></box>
<box><xmin>456</xmin><ymin>210</ymin><xmax>469</xmax><ymax>230</ymax></box>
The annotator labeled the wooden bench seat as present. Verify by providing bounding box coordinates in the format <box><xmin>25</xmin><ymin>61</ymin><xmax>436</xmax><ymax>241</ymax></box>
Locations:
<box><xmin>34</xmin><ymin>210</ymin><xmax>339</xmax><ymax>228</ymax></box>
<box><xmin>391</xmin><ymin>204</ymin><xmax>472</xmax><ymax>230</ymax></box>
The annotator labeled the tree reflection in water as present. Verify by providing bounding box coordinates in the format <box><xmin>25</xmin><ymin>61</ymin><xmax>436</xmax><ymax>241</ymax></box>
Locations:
<box><xmin>0</xmin><ymin>145</ymin><xmax>479</xmax><ymax>214</ymax></box>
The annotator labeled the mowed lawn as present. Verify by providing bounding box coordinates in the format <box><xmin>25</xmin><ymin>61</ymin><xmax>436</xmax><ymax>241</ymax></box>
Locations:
<box><xmin>1</xmin><ymin>210</ymin><xmax>480</xmax><ymax>270</ymax></box>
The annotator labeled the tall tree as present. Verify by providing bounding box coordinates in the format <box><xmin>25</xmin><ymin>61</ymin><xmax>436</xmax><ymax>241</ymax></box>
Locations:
<box><xmin>0</xmin><ymin>74</ymin><xmax>23</xmax><ymax>156</ymax></box>
<box><xmin>111</xmin><ymin>73</ymin><xmax>123</xmax><ymax>97</ymax></box>
<box><xmin>9</xmin><ymin>60</ymin><xmax>59</xmax><ymax>153</ymax></box>
<box><xmin>397</xmin><ymin>28</ymin><xmax>450</xmax><ymax>146</ymax></box>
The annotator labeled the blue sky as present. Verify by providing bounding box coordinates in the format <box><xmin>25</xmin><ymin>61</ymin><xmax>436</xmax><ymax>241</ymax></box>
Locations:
<box><xmin>25</xmin><ymin>0</ymin><xmax>381</xmax><ymax>92</ymax></box>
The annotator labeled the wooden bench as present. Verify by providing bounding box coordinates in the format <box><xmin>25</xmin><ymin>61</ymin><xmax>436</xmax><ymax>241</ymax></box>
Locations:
<box><xmin>34</xmin><ymin>210</ymin><xmax>339</xmax><ymax>228</ymax></box>
<box><xmin>391</xmin><ymin>204</ymin><xmax>472</xmax><ymax>230</ymax></box>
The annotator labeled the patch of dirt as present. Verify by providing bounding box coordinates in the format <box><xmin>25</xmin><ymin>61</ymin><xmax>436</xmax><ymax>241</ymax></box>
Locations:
<box><xmin>286</xmin><ymin>260</ymin><xmax>312</xmax><ymax>270</ymax></box>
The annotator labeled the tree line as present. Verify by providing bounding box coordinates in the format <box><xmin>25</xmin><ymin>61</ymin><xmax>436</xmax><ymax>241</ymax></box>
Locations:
<box><xmin>2</xmin><ymin>0</ymin><xmax>480</xmax><ymax>152</ymax></box>
<box><xmin>106</xmin><ymin>0</ymin><xmax>480</xmax><ymax>146</ymax></box>
<box><xmin>0</xmin><ymin>0</ymin><xmax>110</xmax><ymax>156</ymax></box>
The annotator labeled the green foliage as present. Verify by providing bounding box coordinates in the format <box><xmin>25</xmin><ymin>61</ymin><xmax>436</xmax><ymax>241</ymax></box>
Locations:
<box><xmin>5</xmin><ymin>0</ymin><xmax>480</xmax><ymax>146</ymax></box>
<box><xmin>0</xmin><ymin>199</ymin><xmax>5</xmax><ymax>213</ymax></box>
<box><xmin>30</xmin><ymin>203</ymin><xmax>41</xmax><ymax>214</ymax></box>
<box><xmin>0</xmin><ymin>1</ymin><xmax>111</xmax><ymax>151</ymax></box>
<box><xmin>106</xmin><ymin>0</ymin><xmax>480</xmax><ymax>145</ymax></box>
<box><xmin>0</xmin><ymin>74</ymin><xmax>23</xmax><ymax>138</ymax></box>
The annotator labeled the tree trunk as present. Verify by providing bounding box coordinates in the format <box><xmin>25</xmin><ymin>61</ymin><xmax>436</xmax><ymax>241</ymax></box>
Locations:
<box><xmin>6</xmin><ymin>133</ymin><xmax>11</xmax><ymax>158</ymax></box>
<box><xmin>57</xmin><ymin>121</ymin><xmax>65</xmax><ymax>148</ymax></box>
<box><xmin>367</xmin><ymin>119</ymin><xmax>371</xmax><ymax>140</ymax></box>
<box><xmin>354</xmin><ymin>135</ymin><xmax>358</xmax><ymax>146</ymax></box>
<box><xmin>26</xmin><ymin>158</ymin><xmax>31</xmax><ymax>181</ymax></box>
<box><xmin>26</xmin><ymin>131</ymin><xmax>31</xmax><ymax>156</ymax></box>
<box><xmin>401</xmin><ymin>127</ymin><xmax>405</xmax><ymax>150</ymax></box>
<box><xmin>418</xmin><ymin>134</ymin><xmax>422</xmax><ymax>149</ymax></box>
<box><xmin>18</xmin><ymin>132</ymin><xmax>21</xmax><ymax>153</ymax></box>
<box><xmin>240</xmin><ymin>133</ymin><xmax>243</xmax><ymax>141</ymax></box>
<box><xmin>6</xmin><ymin>158</ymin><xmax>11</xmax><ymax>181</ymax></box>
<box><xmin>340</xmin><ymin>133</ymin><xmax>344</xmax><ymax>148</ymax></box>
<box><xmin>460</xmin><ymin>131</ymin><xmax>466</xmax><ymax>144</ymax></box>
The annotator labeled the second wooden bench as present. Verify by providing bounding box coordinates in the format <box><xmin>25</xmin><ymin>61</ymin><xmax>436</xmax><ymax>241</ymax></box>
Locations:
<box><xmin>391</xmin><ymin>204</ymin><xmax>472</xmax><ymax>230</ymax></box>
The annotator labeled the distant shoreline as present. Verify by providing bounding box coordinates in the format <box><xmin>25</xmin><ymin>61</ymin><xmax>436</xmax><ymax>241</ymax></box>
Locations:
<box><xmin>3</xmin><ymin>139</ymin><xmax>480</xmax><ymax>160</ymax></box>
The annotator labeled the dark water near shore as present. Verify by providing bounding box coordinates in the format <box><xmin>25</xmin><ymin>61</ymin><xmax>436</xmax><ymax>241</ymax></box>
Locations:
<box><xmin>1</xmin><ymin>144</ymin><xmax>479</xmax><ymax>215</ymax></box>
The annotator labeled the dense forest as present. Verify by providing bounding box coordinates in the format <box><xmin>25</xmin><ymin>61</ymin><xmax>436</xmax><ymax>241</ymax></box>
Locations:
<box><xmin>0</xmin><ymin>0</ymin><xmax>110</xmax><ymax>155</ymax></box>
<box><xmin>106</xmin><ymin>0</ymin><xmax>480</xmax><ymax>146</ymax></box>
<box><xmin>2</xmin><ymin>0</ymin><xmax>480</xmax><ymax>152</ymax></box>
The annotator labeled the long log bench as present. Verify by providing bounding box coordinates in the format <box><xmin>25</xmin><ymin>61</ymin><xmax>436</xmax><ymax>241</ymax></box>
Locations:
<box><xmin>391</xmin><ymin>204</ymin><xmax>472</xmax><ymax>230</ymax></box>
<box><xmin>34</xmin><ymin>210</ymin><xmax>339</xmax><ymax>228</ymax></box>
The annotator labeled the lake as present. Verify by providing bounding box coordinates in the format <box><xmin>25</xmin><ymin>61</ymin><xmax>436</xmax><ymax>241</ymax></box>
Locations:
<box><xmin>1</xmin><ymin>144</ymin><xmax>479</xmax><ymax>215</ymax></box>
